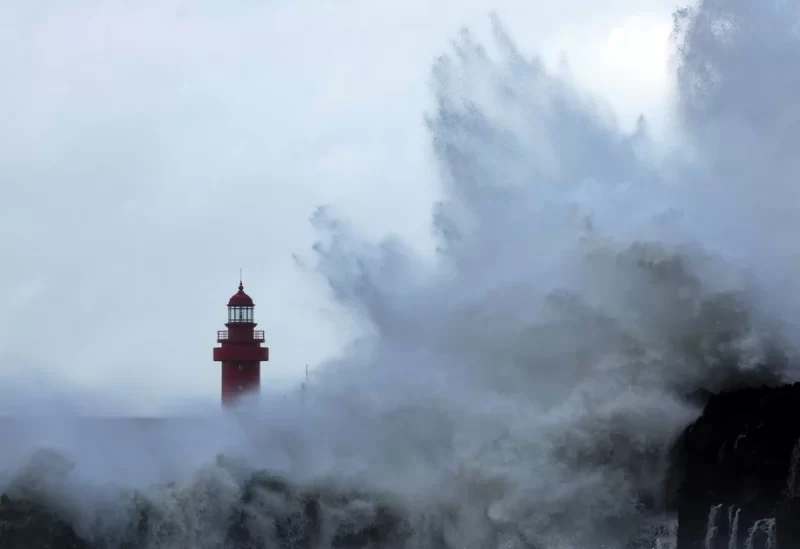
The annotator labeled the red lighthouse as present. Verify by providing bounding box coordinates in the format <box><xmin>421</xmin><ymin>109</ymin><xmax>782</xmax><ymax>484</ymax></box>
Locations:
<box><xmin>212</xmin><ymin>281</ymin><xmax>269</xmax><ymax>406</ymax></box>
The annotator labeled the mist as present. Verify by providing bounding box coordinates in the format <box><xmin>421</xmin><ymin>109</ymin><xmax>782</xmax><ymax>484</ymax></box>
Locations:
<box><xmin>3</xmin><ymin>0</ymin><xmax>800</xmax><ymax>547</ymax></box>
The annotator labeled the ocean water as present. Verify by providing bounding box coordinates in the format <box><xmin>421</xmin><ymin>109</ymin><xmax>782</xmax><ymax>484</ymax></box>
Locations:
<box><xmin>3</xmin><ymin>0</ymin><xmax>800</xmax><ymax>547</ymax></box>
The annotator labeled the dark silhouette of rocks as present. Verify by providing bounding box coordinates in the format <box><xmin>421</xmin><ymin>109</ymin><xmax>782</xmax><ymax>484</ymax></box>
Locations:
<box><xmin>0</xmin><ymin>493</ymin><xmax>88</xmax><ymax>549</ymax></box>
<box><xmin>676</xmin><ymin>382</ymin><xmax>800</xmax><ymax>549</ymax></box>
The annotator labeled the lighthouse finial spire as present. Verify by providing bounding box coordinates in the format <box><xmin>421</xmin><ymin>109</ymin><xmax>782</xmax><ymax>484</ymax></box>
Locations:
<box><xmin>239</xmin><ymin>268</ymin><xmax>243</xmax><ymax>291</ymax></box>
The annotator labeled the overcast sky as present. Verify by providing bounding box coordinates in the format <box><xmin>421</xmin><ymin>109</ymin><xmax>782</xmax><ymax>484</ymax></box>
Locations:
<box><xmin>0</xmin><ymin>0</ymin><xmax>684</xmax><ymax>413</ymax></box>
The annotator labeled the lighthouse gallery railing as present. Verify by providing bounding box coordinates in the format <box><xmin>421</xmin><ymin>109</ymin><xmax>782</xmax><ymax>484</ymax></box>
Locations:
<box><xmin>217</xmin><ymin>330</ymin><xmax>264</xmax><ymax>342</ymax></box>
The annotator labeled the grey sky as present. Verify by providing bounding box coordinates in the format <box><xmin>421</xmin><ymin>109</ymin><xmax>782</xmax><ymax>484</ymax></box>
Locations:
<box><xmin>0</xmin><ymin>0</ymin><xmax>684</xmax><ymax>413</ymax></box>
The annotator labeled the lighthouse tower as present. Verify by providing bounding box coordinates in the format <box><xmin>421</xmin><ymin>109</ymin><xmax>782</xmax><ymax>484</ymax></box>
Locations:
<box><xmin>212</xmin><ymin>281</ymin><xmax>269</xmax><ymax>406</ymax></box>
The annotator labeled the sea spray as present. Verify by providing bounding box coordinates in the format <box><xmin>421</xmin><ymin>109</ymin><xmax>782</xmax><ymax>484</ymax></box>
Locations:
<box><xmin>744</xmin><ymin>518</ymin><xmax>776</xmax><ymax>549</ymax></box>
<box><xmin>705</xmin><ymin>504</ymin><xmax>723</xmax><ymax>549</ymax></box>
<box><xmin>729</xmin><ymin>505</ymin><xmax>741</xmax><ymax>549</ymax></box>
<box><xmin>656</xmin><ymin>519</ymin><xmax>678</xmax><ymax>549</ymax></box>
<box><xmin>785</xmin><ymin>437</ymin><xmax>800</xmax><ymax>497</ymax></box>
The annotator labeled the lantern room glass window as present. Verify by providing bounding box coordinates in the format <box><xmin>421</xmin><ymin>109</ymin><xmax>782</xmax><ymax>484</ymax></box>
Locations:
<box><xmin>228</xmin><ymin>306</ymin><xmax>254</xmax><ymax>323</ymax></box>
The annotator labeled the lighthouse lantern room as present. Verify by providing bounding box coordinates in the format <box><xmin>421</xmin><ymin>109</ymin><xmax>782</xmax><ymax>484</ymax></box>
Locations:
<box><xmin>212</xmin><ymin>281</ymin><xmax>269</xmax><ymax>406</ymax></box>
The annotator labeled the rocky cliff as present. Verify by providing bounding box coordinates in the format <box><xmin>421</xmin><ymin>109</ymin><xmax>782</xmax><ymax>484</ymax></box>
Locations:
<box><xmin>675</xmin><ymin>382</ymin><xmax>800</xmax><ymax>549</ymax></box>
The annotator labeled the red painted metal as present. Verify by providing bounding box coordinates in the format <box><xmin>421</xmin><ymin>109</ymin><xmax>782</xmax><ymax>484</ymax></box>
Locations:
<box><xmin>212</xmin><ymin>281</ymin><xmax>269</xmax><ymax>407</ymax></box>
<box><xmin>227</xmin><ymin>283</ymin><xmax>254</xmax><ymax>306</ymax></box>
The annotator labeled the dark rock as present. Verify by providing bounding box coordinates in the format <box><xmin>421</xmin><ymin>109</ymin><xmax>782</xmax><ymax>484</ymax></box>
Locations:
<box><xmin>675</xmin><ymin>382</ymin><xmax>800</xmax><ymax>549</ymax></box>
<box><xmin>775</xmin><ymin>497</ymin><xmax>800</xmax><ymax>549</ymax></box>
<box><xmin>0</xmin><ymin>494</ymin><xmax>89</xmax><ymax>549</ymax></box>
<box><xmin>685</xmin><ymin>388</ymin><xmax>714</xmax><ymax>408</ymax></box>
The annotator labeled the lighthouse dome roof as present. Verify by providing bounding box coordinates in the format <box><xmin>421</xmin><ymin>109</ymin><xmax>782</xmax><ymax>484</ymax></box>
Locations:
<box><xmin>228</xmin><ymin>282</ymin><xmax>254</xmax><ymax>307</ymax></box>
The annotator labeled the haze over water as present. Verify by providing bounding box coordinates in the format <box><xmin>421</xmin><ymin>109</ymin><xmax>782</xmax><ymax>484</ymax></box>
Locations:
<box><xmin>3</xmin><ymin>0</ymin><xmax>800</xmax><ymax>547</ymax></box>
